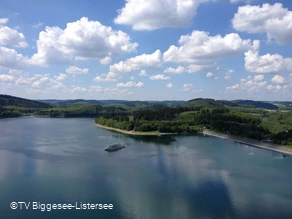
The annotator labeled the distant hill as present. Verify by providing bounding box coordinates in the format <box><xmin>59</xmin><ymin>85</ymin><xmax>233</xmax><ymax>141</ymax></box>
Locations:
<box><xmin>38</xmin><ymin>99</ymin><xmax>185</xmax><ymax>108</ymax></box>
<box><xmin>183</xmin><ymin>98</ymin><xmax>225</xmax><ymax>108</ymax></box>
<box><xmin>181</xmin><ymin>98</ymin><xmax>279</xmax><ymax>110</ymax></box>
<box><xmin>231</xmin><ymin>100</ymin><xmax>278</xmax><ymax>110</ymax></box>
<box><xmin>0</xmin><ymin>94</ymin><xmax>51</xmax><ymax>108</ymax></box>
<box><xmin>38</xmin><ymin>99</ymin><xmax>102</xmax><ymax>106</ymax></box>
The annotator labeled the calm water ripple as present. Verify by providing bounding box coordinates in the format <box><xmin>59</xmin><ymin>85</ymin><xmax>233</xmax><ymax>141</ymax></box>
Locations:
<box><xmin>0</xmin><ymin>117</ymin><xmax>292</xmax><ymax>219</ymax></box>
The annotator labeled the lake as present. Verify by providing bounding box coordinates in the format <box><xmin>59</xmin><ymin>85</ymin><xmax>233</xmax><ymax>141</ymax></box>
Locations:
<box><xmin>0</xmin><ymin>117</ymin><xmax>292</xmax><ymax>219</ymax></box>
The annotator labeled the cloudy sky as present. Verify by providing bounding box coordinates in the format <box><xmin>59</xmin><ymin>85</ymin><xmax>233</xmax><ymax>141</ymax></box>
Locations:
<box><xmin>0</xmin><ymin>0</ymin><xmax>292</xmax><ymax>100</ymax></box>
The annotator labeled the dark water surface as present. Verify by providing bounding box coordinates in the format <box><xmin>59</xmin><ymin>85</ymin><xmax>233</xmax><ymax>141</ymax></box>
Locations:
<box><xmin>0</xmin><ymin>117</ymin><xmax>292</xmax><ymax>219</ymax></box>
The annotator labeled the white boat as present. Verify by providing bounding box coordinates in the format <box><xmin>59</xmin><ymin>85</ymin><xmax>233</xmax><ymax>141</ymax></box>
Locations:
<box><xmin>105</xmin><ymin>143</ymin><xmax>126</xmax><ymax>152</ymax></box>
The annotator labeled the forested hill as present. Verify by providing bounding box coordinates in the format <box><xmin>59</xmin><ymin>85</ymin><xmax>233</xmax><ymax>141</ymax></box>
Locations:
<box><xmin>182</xmin><ymin>98</ymin><xmax>279</xmax><ymax>110</ymax></box>
<box><xmin>0</xmin><ymin>94</ymin><xmax>51</xmax><ymax>108</ymax></box>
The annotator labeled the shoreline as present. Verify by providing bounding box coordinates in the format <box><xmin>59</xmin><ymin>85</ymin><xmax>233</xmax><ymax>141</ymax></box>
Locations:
<box><xmin>94</xmin><ymin>122</ymin><xmax>292</xmax><ymax>156</ymax></box>
<box><xmin>93</xmin><ymin>123</ymin><xmax>176</xmax><ymax>136</ymax></box>
<box><xmin>203</xmin><ymin>129</ymin><xmax>292</xmax><ymax>156</ymax></box>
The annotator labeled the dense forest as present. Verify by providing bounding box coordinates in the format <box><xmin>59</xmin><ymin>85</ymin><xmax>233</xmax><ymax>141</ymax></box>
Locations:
<box><xmin>95</xmin><ymin>106</ymin><xmax>292</xmax><ymax>146</ymax></box>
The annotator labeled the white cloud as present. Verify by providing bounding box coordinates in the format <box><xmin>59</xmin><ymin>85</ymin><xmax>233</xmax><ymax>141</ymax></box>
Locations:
<box><xmin>116</xmin><ymin>81</ymin><xmax>144</xmax><ymax>88</ymax></box>
<box><xmin>226</xmin><ymin>75</ymin><xmax>269</xmax><ymax>94</ymax></box>
<box><xmin>267</xmin><ymin>84</ymin><xmax>282</xmax><ymax>92</ymax></box>
<box><xmin>163</xmin><ymin>31</ymin><xmax>257</xmax><ymax>70</ymax></box>
<box><xmin>114</xmin><ymin>0</ymin><xmax>209</xmax><ymax>31</ymax></box>
<box><xmin>164</xmin><ymin>66</ymin><xmax>186</xmax><ymax>74</ymax></box>
<box><xmin>130</xmin><ymin>76</ymin><xmax>135</xmax><ymax>80</ymax></box>
<box><xmin>187</xmin><ymin>63</ymin><xmax>217</xmax><ymax>73</ymax></box>
<box><xmin>230</xmin><ymin>0</ymin><xmax>254</xmax><ymax>3</ymax></box>
<box><xmin>0</xmin><ymin>46</ymin><xmax>29</xmax><ymax>69</ymax></box>
<box><xmin>182</xmin><ymin>83</ymin><xmax>193</xmax><ymax>91</ymax></box>
<box><xmin>224</xmin><ymin>69</ymin><xmax>234</xmax><ymax>80</ymax></box>
<box><xmin>135</xmin><ymin>82</ymin><xmax>144</xmax><ymax>88</ymax></box>
<box><xmin>66</xmin><ymin>66</ymin><xmax>89</xmax><ymax>74</ymax></box>
<box><xmin>89</xmin><ymin>85</ymin><xmax>103</xmax><ymax>92</ymax></box>
<box><xmin>99</xmin><ymin>56</ymin><xmax>112</xmax><ymax>65</ymax></box>
<box><xmin>93</xmin><ymin>75</ymin><xmax>116</xmax><ymax>82</ymax></box>
<box><xmin>54</xmin><ymin>73</ymin><xmax>68</xmax><ymax>81</ymax></box>
<box><xmin>8</xmin><ymin>69</ymin><xmax>23</xmax><ymax>75</ymax></box>
<box><xmin>149</xmin><ymin>74</ymin><xmax>170</xmax><ymax>80</ymax></box>
<box><xmin>166</xmin><ymin>83</ymin><xmax>174</xmax><ymax>88</ymax></box>
<box><xmin>31</xmin><ymin>17</ymin><xmax>138</xmax><ymax>65</ymax></box>
<box><xmin>192</xmin><ymin>88</ymin><xmax>203</xmax><ymax>93</ymax></box>
<box><xmin>206</xmin><ymin>72</ymin><xmax>213</xmax><ymax>78</ymax></box>
<box><xmin>139</xmin><ymin>70</ymin><xmax>147</xmax><ymax>76</ymax></box>
<box><xmin>71</xmin><ymin>86</ymin><xmax>87</xmax><ymax>92</ymax></box>
<box><xmin>0</xmin><ymin>74</ymin><xmax>15</xmax><ymax>82</ymax></box>
<box><xmin>32</xmin><ymin>22</ymin><xmax>44</xmax><ymax>28</ymax></box>
<box><xmin>32</xmin><ymin>76</ymin><xmax>50</xmax><ymax>88</ymax></box>
<box><xmin>245</xmin><ymin>50</ymin><xmax>292</xmax><ymax>74</ymax></box>
<box><xmin>290</xmin><ymin>73</ymin><xmax>292</xmax><ymax>81</ymax></box>
<box><xmin>0</xmin><ymin>26</ymin><xmax>28</xmax><ymax>47</ymax></box>
<box><xmin>108</xmin><ymin>50</ymin><xmax>162</xmax><ymax>78</ymax></box>
<box><xmin>232</xmin><ymin>3</ymin><xmax>292</xmax><ymax>44</ymax></box>
<box><xmin>254</xmin><ymin>74</ymin><xmax>264</xmax><ymax>82</ymax></box>
<box><xmin>271</xmin><ymin>75</ymin><xmax>285</xmax><ymax>84</ymax></box>
<box><xmin>117</xmin><ymin>81</ymin><xmax>136</xmax><ymax>88</ymax></box>
<box><xmin>0</xmin><ymin>18</ymin><xmax>9</xmax><ymax>25</ymax></box>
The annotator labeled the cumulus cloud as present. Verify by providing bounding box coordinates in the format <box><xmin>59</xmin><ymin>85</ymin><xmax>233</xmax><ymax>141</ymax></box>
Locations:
<box><xmin>271</xmin><ymin>75</ymin><xmax>285</xmax><ymax>84</ymax></box>
<box><xmin>254</xmin><ymin>74</ymin><xmax>264</xmax><ymax>82</ymax></box>
<box><xmin>164</xmin><ymin>66</ymin><xmax>186</xmax><ymax>74</ymax></box>
<box><xmin>149</xmin><ymin>74</ymin><xmax>170</xmax><ymax>80</ymax></box>
<box><xmin>206</xmin><ymin>72</ymin><xmax>213</xmax><ymax>78</ymax></box>
<box><xmin>245</xmin><ymin>50</ymin><xmax>292</xmax><ymax>74</ymax></box>
<box><xmin>93</xmin><ymin>75</ymin><xmax>116</xmax><ymax>82</ymax></box>
<box><xmin>116</xmin><ymin>81</ymin><xmax>144</xmax><ymax>88</ymax></box>
<box><xmin>99</xmin><ymin>56</ymin><xmax>112</xmax><ymax>65</ymax></box>
<box><xmin>163</xmin><ymin>31</ymin><xmax>257</xmax><ymax>71</ymax></box>
<box><xmin>166</xmin><ymin>83</ymin><xmax>174</xmax><ymax>88</ymax></box>
<box><xmin>89</xmin><ymin>85</ymin><xmax>103</xmax><ymax>93</ymax></box>
<box><xmin>8</xmin><ymin>69</ymin><xmax>23</xmax><ymax>75</ymax></box>
<box><xmin>267</xmin><ymin>84</ymin><xmax>282</xmax><ymax>92</ymax></box>
<box><xmin>0</xmin><ymin>18</ymin><xmax>9</xmax><ymax>25</ymax></box>
<box><xmin>135</xmin><ymin>82</ymin><xmax>144</xmax><ymax>88</ymax></box>
<box><xmin>66</xmin><ymin>66</ymin><xmax>89</xmax><ymax>74</ymax></box>
<box><xmin>31</xmin><ymin>17</ymin><xmax>138</xmax><ymax>65</ymax></box>
<box><xmin>232</xmin><ymin>3</ymin><xmax>292</xmax><ymax>44</ymax></box>
<box><xmin>0</xmin><ymin>47</ymin><xmax>29</xmax><ymax>69</ymax></box>
<box><xmin>114</xmin><ymin>0</ymin><xmax>209</xmax><ymax>31</ymax></box>
<box><xmin>108</xmin><ymin>50</ymin><xmax>162</xmax><ymax>78</ymax></box>
<box><xmin>0</xmin><ymin>26</ymin><xmax>28</xmax><ymax>47</ymax></box>
<box><xmin>54</xmin><ymin>73</ymin><xmax>68</xmax><ymax>81</ymax></box>
<box><xmin>139</xmin><ymin>70</ymin><xmax>147</xmax><ymax>76</ymax></box>
<box><xmin>182</xmin><ymin>83</ymin><xmax>193</xmax><ymax>91</ymax></box>
<box><xmin>0</xmin><ymin>74</ymin><xmax>15</xmax><ymax>82</ymax></box>
<box><xmin>224</xmin><ymin>69</ymin><xmax>234</xmax><ymax>80</ymax></box>
<box><xmin>71</xmin><ymin>86</ymin><xmax>87</xmax><ymax>92</ymax></box>
<box><xmin>226</xmin><ymin>76</ymin><xmax>268</xmax><ymax>93</ymax></box>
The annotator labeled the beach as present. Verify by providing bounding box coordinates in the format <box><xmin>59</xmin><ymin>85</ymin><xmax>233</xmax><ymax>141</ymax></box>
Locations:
<box><xmin>203</xmin><ymin>129</ymin><xmax>292</xmax><ymax>156</ymax></box>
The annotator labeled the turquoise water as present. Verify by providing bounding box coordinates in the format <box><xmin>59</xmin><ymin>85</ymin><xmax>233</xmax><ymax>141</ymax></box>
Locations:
<box><xmin>0</xmin><ymin>117</ymin><xmax>292</xmax><ymax>219</ymax></box>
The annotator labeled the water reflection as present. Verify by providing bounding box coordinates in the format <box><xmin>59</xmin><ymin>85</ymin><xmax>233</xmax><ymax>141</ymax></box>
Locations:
<box><xmin>0</xmin><ymin>118</ymin><xmax>292</xmax><ymax>219</ymax></box>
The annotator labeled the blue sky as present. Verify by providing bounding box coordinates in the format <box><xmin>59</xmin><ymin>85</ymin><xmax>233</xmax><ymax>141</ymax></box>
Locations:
<box><xmin>0</xmin><ymin>0</ymin><xmax>292</xmax><ymax>101</ymax></box>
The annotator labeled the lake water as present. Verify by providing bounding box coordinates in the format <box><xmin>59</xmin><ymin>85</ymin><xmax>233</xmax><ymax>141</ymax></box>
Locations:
<box><xmin>0</xmin><ymin>117</ymin><xmax>292</xmax><ymax>219</ymax></box>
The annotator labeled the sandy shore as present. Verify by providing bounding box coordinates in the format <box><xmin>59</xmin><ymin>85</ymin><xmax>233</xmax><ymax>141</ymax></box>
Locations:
<box><xmin>94</xmin><ymin>123</ymin><xmax>176</xmax><ymax>136</ymax></box>
<box><xmin>203</xmin><ymin>129</ymin><xmax>292</xmax><ymax>156</ymax></box>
